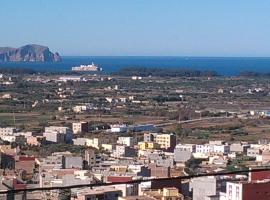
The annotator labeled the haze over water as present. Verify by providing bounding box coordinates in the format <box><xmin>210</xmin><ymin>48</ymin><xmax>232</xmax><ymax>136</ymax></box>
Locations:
<box><xmin>1</xmin><ymin>56</ymin><xmax>270</xmax><ymax>76</ymax></box>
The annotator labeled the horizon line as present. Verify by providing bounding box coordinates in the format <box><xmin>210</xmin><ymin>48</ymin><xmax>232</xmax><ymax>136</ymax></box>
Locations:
<box><xmin>61</xmin><ymin>55</ymin><xmax>270</xmax><ymax>58</ymax></box>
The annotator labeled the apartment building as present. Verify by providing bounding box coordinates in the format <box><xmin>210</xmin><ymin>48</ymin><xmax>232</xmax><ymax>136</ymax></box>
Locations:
<box><xmin>155</xmin><ymin>133</ymin><xmax>176</xmax><ymax>151</ymax></box>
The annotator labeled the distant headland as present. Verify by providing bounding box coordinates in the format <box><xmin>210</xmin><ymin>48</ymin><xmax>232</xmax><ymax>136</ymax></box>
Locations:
<box><xmin>0</xmin><ymin>44</ymin><xmax>61</xmax><ymax>62</ymax></box>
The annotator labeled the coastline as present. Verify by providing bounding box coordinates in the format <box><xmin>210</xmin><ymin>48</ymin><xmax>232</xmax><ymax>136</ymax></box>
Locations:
<box><xmin>1</xmin><ymin>56</ymin><xmax>270</xmax><ymax>76</ymax></box>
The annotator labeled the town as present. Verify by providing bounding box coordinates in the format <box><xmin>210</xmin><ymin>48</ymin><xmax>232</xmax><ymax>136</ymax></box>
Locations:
<box><xmin>1</xmin><ymin>71</ymin><xmax>270</xmax><ymax>200</ymax></box>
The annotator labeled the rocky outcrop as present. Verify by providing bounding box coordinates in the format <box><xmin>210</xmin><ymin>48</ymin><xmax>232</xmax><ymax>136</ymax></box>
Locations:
<box><xmin>0</xmin><ymin>44</ymin><xmax>61</xmax><ymax>62</ymax></box>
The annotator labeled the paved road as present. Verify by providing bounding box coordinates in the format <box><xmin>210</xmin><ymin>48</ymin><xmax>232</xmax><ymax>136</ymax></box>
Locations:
<box><xmin>156</xmin><ymin>116</ymin><xmax>233</xmax><ymax>127</ymax></box>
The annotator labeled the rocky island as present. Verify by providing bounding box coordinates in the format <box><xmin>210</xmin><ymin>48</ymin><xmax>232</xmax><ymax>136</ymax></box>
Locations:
<box><xmin>0</xmin><ymin>44</ymin><xmax>61</xmax><ymax>62</ymax></box>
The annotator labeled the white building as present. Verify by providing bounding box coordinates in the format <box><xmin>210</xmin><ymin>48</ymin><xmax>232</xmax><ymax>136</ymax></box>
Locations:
<box><xmin>14</xmin><ymin>131</ymin><xmax>32</xmax><ymax>138</ymax></box>
<box><xmin>110</xmin><ymin>125</ymin><xmax>128</xmax><ymax>133</ymax></box>
<box><xmin>195</xmin><ymin>144</ymin><xmax>230</xmax><ymax>155</ymax></box>
<box><xmin>43</xmin><ymin>131</ymin><xmax>65</xmax><ymax>143</ymax></box>
<box><xmin>131</xmin><ymin>76</ymin><xmax>142</xmax><ymax>80</ymax></box>
<box><xmin>213</xmin><ymin>145</ymin><xmax>230</xmax><ymax>154</ymax></box>
<box><xmin>195</xmin><ymin>144</ymin><xmax>213</xmax><ymax>154</ymax></box>
<box><xmin>0</xmin><ymin>127</ymin><xmax>17</xmax><ymax>136</ymax></box>
<box><xmin>175</xmin><ymin>144</ymin><xmax>196</xmax><ymax>153</ymax></box>
<box><xmin>0</xmin><ymin>94</ymin><xmax>11</xmax><ymax>99</ymax></box>
<box><xmin>226</xmin><ymin>182</ymin><xmax>243</xmax><ymax>200</ymax></box>
<box><xmin>209</xmin><ymin>140</ymin><xmax>224</xmax><ymax>145</ymax></box>
<box><xmin>111</xmin><ymin>145</ymin><xmax>136</xmax><ymax>158</ymax></box>
<box><xmin>1</xmin><ymin>135</ymin><xmax>16</xmax><ymax>143</ymax></box>
<box><xmin>101</xmin><ymin>144</ymin><xmax>115</xmax><ymax>152</ymax></box>
<box><xmin>73</xmin><ymin>104</ymin><xmax>92</xmax><ymax>113</ymax></box>
<box><xmin>44</xmin><ymin>126</ymin><xmax>73</xmax><ymax>143</ymax></box>
<box><xmin>58</xmin><ymin>76</ymin><xmax>82</xmax><ymax>82</ymax></box>
<box><xmin>86</xmin><ymin>138</ymin><xmax>100</xmax><ymax>149</ymax></box>
<box><xmin>73</xmin><ymin>138</ymin><xmax>87</xmax><ymax>146</ymax></box>
<box><xmin>250</xmin><ymin>144</ymin><xmax>269</xmax><ymax>151</ymax></box>
<box><xmin>119</xmin><ymin>97</ymin><xmax>126</xmax><ymax>103</ymax></box>
<box><xmin>0</xmin><ymin>128</ymin><xmax>29</xmax><ymax>143</ymax></box>
<box><xmin>190</xmin><ymin>177</ymin><xmax>220</xmax><ymax>200</ymax></box>
<box><xmin>117</xmin><ymin>137</ymin><xmax>135</xmax><ymax>147</ymax></box>
<box><xmin>110</xmin><ymin>124</ymin><xmax>155</xmax><ymax>133</ymax></box>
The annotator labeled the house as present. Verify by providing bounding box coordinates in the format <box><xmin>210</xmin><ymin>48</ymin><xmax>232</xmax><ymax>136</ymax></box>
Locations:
<box><xmin>226</xmin><ymin>180</ymin><xmax>270</xmax><ymax>200</ymax></box>
<box><xmin>72</xmin><ymin>186</ymin><xmax>122</xmax><ymax>200</ymax></box>
<box><xmin>0</xmin><ymin>127</ymin><xmax>17</xmax><ymax>136</ymax></box>
<box><xmin>230</xmin><ymin>142</ymin><xmax>250</xmax><ymax>154</ymax></box>
<box><xmin>15</xmin><ymin>156</ymin><xmax>36</xmax><ymax>176</ymax></box>
<box><xmin>0</xmin><ymin>135</ymin><xmax>26</xmax><ymax>144</ymax></box>
<box><xmin>208</xmin><ymin>155</ymin><xmax>228</xmax><ymax>166</ymax></box>
<box><xmin>86</xmin><ymin>138</ymin><xmax>100</xmax><ymax>149</ymax></box>
<box><xmin>27</xmin><ymin>136</ymin><xmax>45</xmax><ymax>146</ymax></box>
<box><xmin>256</xmin><ymin>151</ymin><xmax>270</xmax><ymax>163</ymax></box>
<box><xmin>58</xmin><ymin>76</ymin><xmax>82</xmax><ymax>82</ymax></box>
<box><xmin>84</xmin><ymin>149</ymin><xmax>103</xmax><ymax>169</ymax></box>
<box><xmin>73</xmin><ymin>104</ymin><xmax>92</xmax><ymax>113</ymax></box>
<box><xmin>73</xmin><ymin>138</ymin><xmax>87</xmax><ymax>146</ymax></box>
<box><xmin>148</xmin><ymin>163</ymin><xmax>170</xmax><ymax>178</ymax></box>
<box><xmin>63</xmin><ymin>156</ymin><xmax>83</xmax><ymax>169</ymax></box>
<box><xmin>107</xmin><ymin>176</ymin><xmax>133</xmax><ymax>183</ymax></box>
<box><xmin>119</xmin><ymin>187</ymin><xmax>184</xmax><ymax>200</ymax></box>
<box><xmin>144</xmin><ymin>133</ymin><xmax>158</xmax><ymax>142</ymax></box>
<box><xmin>0</xmin><ymin>145</ymin><xmax>19</xmax><ymax>156</ymax></box>
<box><xmin>249</xmin><ymin>170</ymin><xmax>270</xmax><ymax>182</ymax></box>
<box><xmin>138</xmin><ymin>142</ymin><xmax>160</xmax><ymax>150</ymax></box>
<box><xmin>40</xmin><ymin>169</ymin><xmax>94</xmax><ymax>188</ymax></box>
<box><xmin>101</xmin><ymin>144</ymin><xmax>116</xmax><ymax>152</ymax></box>
<box><xmin>39</xmin><ymin>152</ymin><xmax>75</xmax><ymax>170</ymax></box>
<box><xmin>0</xmin><ymin>93</ymin><xmax>12</xmax><ymax>99</ymax></box>
<box><xmin>144</xmin><ymin>187</ymin><xmax>183</xmax><ymax>200</ymax></box>
<box><xmin>247</xmin><ymin>148</ymin><xmax>262</xmax><ymax>158</ymax></box>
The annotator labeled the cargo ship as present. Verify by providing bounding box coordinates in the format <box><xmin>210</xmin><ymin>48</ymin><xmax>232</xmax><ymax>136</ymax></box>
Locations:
<box><xmin>71</xmin><ymin>62</ymin><xmax>102</xmax><ymax>72</ymax></box>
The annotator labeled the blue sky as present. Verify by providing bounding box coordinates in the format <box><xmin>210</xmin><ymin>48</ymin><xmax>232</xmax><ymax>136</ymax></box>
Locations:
<box><xmin>1</xmin><ymin>0</ymin><xmax>270</xmax><ymax>56</ymax></box>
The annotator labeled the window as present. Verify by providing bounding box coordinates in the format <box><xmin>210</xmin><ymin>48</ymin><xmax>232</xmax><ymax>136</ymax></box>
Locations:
<box><xmin>236</xmin><ymin>186</ymin><xmax>239</xmax><ymax>199</ymax></box>
<box><xmin>228</xmin><ymin>185</ymin><xmax>232</xmax><ymax>199</ymax></box>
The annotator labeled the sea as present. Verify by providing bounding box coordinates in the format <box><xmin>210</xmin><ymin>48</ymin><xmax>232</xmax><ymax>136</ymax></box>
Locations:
<box><xmin>1</xmin><ymin>56</ymin><xmax>270</xmax><ymax>76</ymax></box>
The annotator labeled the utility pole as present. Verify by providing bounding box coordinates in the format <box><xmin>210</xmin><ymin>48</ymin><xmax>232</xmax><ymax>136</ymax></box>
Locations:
<box><xmin>13</xmin><ymin>111</ymin><xmax>16</xmax><ymax>127</ymax></box>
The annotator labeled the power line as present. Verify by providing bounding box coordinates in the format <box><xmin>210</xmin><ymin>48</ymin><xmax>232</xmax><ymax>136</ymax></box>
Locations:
<box><xmin>0</xmin><ymin>167</ymin><xmax>270</xmax><ymax>195</ymax></box>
